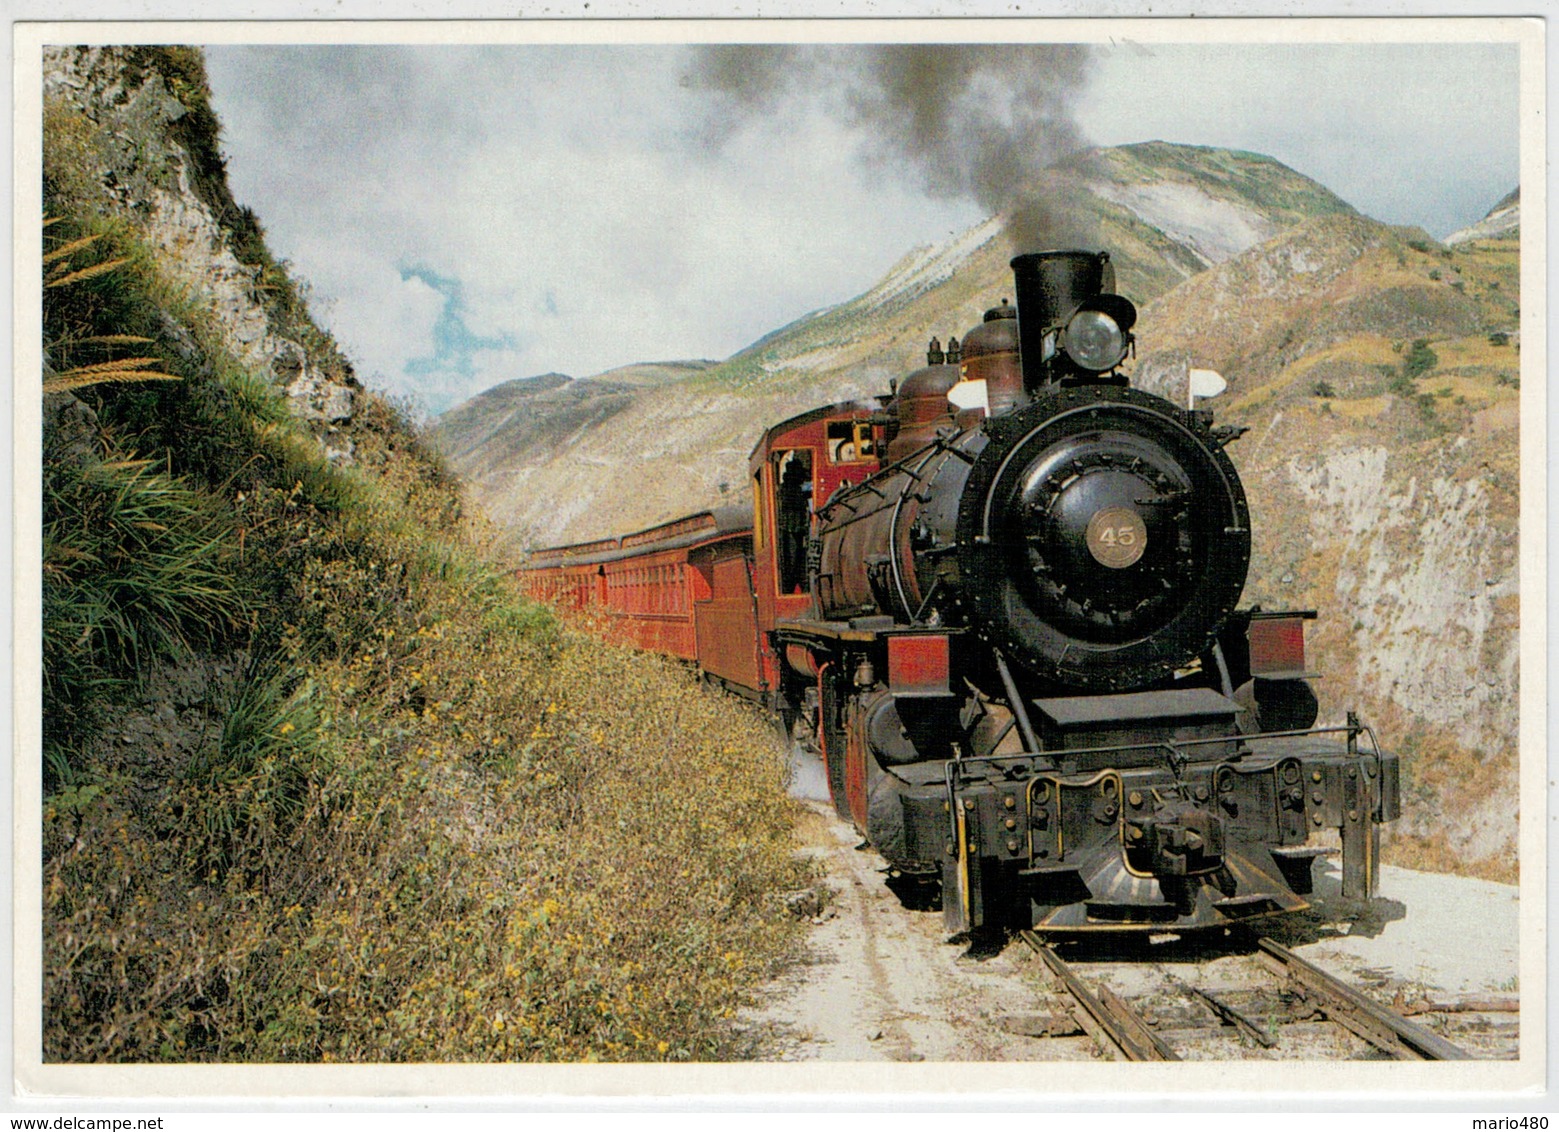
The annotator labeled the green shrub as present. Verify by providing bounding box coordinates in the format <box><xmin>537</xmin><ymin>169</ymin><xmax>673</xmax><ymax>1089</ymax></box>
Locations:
<box><xmin>179</xmin><ymin>653</ymin><xmax>325</xmax><ymax>878</ymax></box>
<box><xmin>44</xmin><ymin>609</ymin><xmax>809</xmax><ymax>1062</ymax></box>
<box><xmin>1402</xmin><ymin>338</ymin><xmax>1438</xmax><ymax>379</ymax></box>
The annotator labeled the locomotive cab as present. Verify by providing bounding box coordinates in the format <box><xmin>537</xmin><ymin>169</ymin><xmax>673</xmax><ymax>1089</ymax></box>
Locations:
<box><xmin>745</xmin><ymin>401</ymin><xmax>889</xmax><ymax>691</ymax></box>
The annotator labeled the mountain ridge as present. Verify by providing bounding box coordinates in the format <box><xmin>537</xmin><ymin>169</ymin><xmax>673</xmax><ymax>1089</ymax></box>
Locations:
<box><xmin>435</xmin><ymin>141</ymin><xmax>1365</xmax><ymax>544</ymax></box>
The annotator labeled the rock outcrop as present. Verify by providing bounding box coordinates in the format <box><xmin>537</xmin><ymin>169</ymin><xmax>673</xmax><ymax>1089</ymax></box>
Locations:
<box><xmin>44</xmin><ymin>46</ymin><xmax>359</xmax><ymax>459</ymax></box>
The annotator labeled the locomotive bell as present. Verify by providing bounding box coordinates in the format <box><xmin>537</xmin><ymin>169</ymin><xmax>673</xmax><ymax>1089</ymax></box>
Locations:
<box><xmin>1011</xmin><ymin>250</ymin><xmax>1137</xmax><ymax>388</ymax></box>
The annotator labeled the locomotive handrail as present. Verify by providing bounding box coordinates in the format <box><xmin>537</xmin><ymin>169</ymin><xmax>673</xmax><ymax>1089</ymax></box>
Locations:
<box><xmin>814</xmin><ymin>434</ymin><xmax>950</xmax><ymax>524</ymax></box>
<box><xmin>947</xmin><ymin>719</ymin><xmax>1385</xmax><ymax>783</ymax></box>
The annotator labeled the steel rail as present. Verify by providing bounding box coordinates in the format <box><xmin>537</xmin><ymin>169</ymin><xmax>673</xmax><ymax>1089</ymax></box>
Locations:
<box><xmin>1019</xmin><ymin>931</ymin><xmax>1178</xmax><ymax>1061</ymax></box>
<box><xmin>1255</xmin><ymin>937</ymin><xmax>1473</xmax><ymax>1060</ymax></box>
<box><xmin>1188</xmin><ymin>985</ymin><xmax>1277</xmax><ymax>1048</ymax></box>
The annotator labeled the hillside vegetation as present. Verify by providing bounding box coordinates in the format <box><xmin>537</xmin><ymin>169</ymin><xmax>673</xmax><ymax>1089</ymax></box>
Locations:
<box><xmin>41</xmin><ymin>45</ymin><xmax>811</xmax><ymax>1062</ymax></box>
<box><xmin>1133</xmin><ymin>211</ymin><xmax>1521</xmax><ymax>880</ymax></box>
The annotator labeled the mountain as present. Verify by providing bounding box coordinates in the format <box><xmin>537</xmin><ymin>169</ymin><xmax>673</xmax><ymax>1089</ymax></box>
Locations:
<box><xmin>1133</xmin><ymin>210</ymin><xmax>1519</xmax><ymax>874</ymax></box>
<box><xmin>435</xmin><ymin>361</ymin><xmax>716</xmax><ymax>483</ymax></box>
<box><xmin>436</xmin><ymin>143</ymin><xmax>1521</xmax><ymax>879</ymax></box>
<box><xmin>1447</xmin><ymin>187</ymin><xmax>1520</xmax><ymax>245</ymax></box>
<box><xmin>435</xmin><ymin>142</ymin><xmax>1357</xmax><ymax>545</ymax></box>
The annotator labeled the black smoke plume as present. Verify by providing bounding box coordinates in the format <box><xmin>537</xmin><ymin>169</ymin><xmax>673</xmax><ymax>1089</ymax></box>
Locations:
<box><xmin>686</xmin><ymin>44</ymin><xmax>1098</xmax><ymax>252</ymax></box>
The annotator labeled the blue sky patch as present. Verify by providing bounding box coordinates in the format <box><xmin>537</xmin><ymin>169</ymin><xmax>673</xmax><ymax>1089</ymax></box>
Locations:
<box><xmin>401</xmin><ymin>265</ymin><xmax>518</xmax><ymax>384</ymax></box>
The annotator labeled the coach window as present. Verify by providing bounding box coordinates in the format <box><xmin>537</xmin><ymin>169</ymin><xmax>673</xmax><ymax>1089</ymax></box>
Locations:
<box><xmin>774</xmin><ymin>448</ymin><xmax>813</xmax><ymax>594</ymax></box>
<box><xmin>753</xmin><ymin>470</ymin><xmax>766</xmax><ymax>551</ymax></box>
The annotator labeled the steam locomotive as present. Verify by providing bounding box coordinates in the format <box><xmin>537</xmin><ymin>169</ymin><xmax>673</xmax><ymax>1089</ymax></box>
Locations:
<box><xmin>521</xmin><ymin>249</ymin><xmax>1399</xmax><ymax>936</ymax></box>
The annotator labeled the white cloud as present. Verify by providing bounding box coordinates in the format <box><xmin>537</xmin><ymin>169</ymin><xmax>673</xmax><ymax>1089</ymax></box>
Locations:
<box><xmin>1078</xmin><ymin>43</ymin><xmax>1518</xmax><ymax>238</ymax></box>
<box><xmin>203</xmin><ymin>42</ymin><xmax>1518</xmax><ymax>414</ymax></box>
<box><xmin>331</xmin><ymin>267</ymin><xmax>446</xmax><ymax>390</ymax></box>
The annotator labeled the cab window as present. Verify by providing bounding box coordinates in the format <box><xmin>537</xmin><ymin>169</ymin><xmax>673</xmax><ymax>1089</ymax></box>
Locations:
<box><xmin>826</xmin><ymin>419</ymin><xmax>876</xmax><ymax>464</ymax></box>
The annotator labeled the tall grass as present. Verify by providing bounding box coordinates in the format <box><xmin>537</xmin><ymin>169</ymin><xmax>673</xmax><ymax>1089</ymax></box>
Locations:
<box><xmin>42</xmin><ymin>453</ymin><xmax>249</xmax><ymax>775</ymax></box>
<box><xmin>178</xmin><ymin>652</ymin><xmax>324</xmax><ymax>879</ymax></box>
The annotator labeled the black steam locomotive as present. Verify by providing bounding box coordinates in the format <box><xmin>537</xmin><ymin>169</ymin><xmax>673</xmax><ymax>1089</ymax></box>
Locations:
<box><xmin>775</xmin><ymin>250</ymin><xmax>1399</xmax><ymax>935</ymax></box>
<box><xmin>523</xmin><ymin>248</ymin><xmax>1401</xmax><ymax>936</ymax></box>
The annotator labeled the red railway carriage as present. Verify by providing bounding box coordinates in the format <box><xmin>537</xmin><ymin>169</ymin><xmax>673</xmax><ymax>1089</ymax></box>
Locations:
<box><xmin>519</xmin><ymin>398</ymin><xmax>888</xmax><ymax>698</ymax></box>
<box><xmin>520</xmin><ymin>506</ymin><xmax>754</xmax><ymax>666</ymax></box>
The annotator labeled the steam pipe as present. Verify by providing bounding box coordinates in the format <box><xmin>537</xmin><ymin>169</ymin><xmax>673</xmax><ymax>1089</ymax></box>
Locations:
<box><xmin>993</xmin><ymin>647</ymin><xmax>1041</xmax><ymax>756</ymax></box>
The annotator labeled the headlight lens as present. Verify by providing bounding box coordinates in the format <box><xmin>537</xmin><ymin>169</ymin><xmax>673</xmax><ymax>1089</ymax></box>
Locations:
<box><xmin>1061</xmin><ymin>309</ymin><xmax>1128</xmax><ymax>371</ymax></box>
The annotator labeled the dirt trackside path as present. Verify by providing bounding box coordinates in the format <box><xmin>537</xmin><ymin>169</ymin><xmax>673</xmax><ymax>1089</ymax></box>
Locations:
<box><xmin>745</xmin><ymin>801</ymin><xmax>1098</xmax><ymax>1062</ymax></box>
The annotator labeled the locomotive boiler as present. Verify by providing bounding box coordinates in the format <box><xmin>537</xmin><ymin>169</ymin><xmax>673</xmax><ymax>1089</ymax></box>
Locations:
<box><xmin>774</xmin><ymin>250</ymin><xmax>1399</xmax><ymax>934</ymax></box>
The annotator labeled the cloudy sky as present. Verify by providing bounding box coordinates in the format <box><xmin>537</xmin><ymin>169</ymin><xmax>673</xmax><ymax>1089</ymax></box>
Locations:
<box><xmin>202</xmin><ymin>34</ymin><xmax>1521</xmax><ymax>415</ymax></box>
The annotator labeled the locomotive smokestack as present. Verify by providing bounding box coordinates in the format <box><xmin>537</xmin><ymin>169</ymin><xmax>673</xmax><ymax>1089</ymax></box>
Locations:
<box><xmin>1011</xmin><ymin>250</ymin><xmax>1132</xmax><ymax>388</ymax></box>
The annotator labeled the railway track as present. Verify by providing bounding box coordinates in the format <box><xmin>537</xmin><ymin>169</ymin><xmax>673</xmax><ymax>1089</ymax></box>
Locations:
<box><xmin>1017</xmin><ymin>930</ymin><xmax>1492</xmax><ymax>1061</ymax></box>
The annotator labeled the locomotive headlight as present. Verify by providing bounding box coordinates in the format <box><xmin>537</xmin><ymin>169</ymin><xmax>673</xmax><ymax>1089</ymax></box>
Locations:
<box><xmin>1061</xmin><ymin>309</ymin><xmax>1129</xmax><ymax>372</ymax></box>
<box><xmin>1058</xmin><ymin>294</ymin><xmax>1137</xmax><ymax>373</ymax></box>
